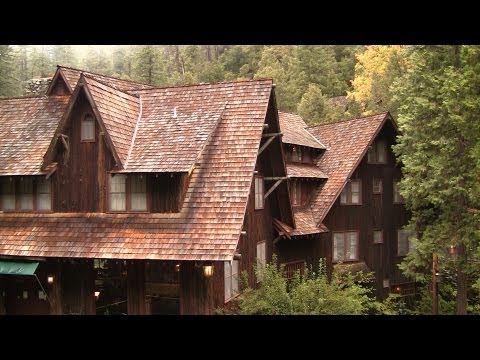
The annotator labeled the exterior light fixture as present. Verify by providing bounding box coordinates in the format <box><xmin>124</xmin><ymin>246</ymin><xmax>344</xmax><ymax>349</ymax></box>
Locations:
<box><xmin>175</xmin><ymin>263</ymin><xmax>181</xmax><ymax>272</ymax></box>
<box><xmin>202</xmin><ymin>264</ymin><xmax>214</xmax><ymax>278</ymax></box>
<box><xmin>449</xmin><ymin>245</ymin><xmax>455</xmax><ymax>255</ymax></box>
<box><xmin>47</xmin><ymin>275</ymin><xmax>54</xmax><ymax>284</ymax></box>
<box><xmin>94</xmin><ymin>291</ymin><xmax>100</xmax><ymax>299</ymax></box>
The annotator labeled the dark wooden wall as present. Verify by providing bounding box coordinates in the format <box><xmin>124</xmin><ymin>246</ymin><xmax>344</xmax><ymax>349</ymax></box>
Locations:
<box><xmin>49</xmin><ymin>77</ymin><xmax>70</xmax><ymax>96</ymax></box>
<box><xmin>60</xmin><ymin>260</ymin><xmax>95</xmax><ymax>314</ymax></box>
<box><xmin>52</xmin><ymin>91</ymin><xmax>115</xmax><ymax>212</ymax></box>
<box><xmin>179</xmin><ymin>261</ymin><xmax>224</xmax><ymax>315</ymax></box>
<box><xmin>321</xmin><ymin>121</ymin><xmax>409</xmax><ymax>298</ymax></box>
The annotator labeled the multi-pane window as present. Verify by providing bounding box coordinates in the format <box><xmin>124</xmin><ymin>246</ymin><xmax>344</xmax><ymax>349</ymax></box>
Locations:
<box><xmin>19</xmin><ymin>177</ymin><xmax>33</xmax><ymax>210</ymax></box>
<box><xmin>256</xmin><ymin>241</ymin><xmax>266</xmax><ymax>282</ymax></box>
<box><xmin>224</xmin><ymin>259</ymin><xmax>239</xmax><ymax>302</ymax></box>
<box><xmin>373</xmin><ymin>179</ymin><xmax>383</xmax><ymax>194</ymax></box>
<box><xmin>292</xmin><ymin>146</ymin><xmax>303</xmax><ymax>162</ymax></box>
<box><xmin>373</xmin><ymin>230</ymin><xmax>383</xmax><ymax>244</ymax></box>
<box><xmin>36</xmin><ymin>178</ymin><xmax>51</xmax><ymax>211</ymax></box>
<box><xmin>81</xmin><ymin>114</ymin><xmax>95</xmax><ymax>141</ymax></box>
<box><xmin>130</xmin><ymin>175</ymin><xmax>147</xmax><ymax>211</ymax></box>
<box><xmin>109</xmin><ymin>174</ymin><xmax>126</xmax><ymax>211</ymax></box>
<box><xmin>333</xmin><ymin>231</ymin><xmax>359</xmax><ymax>262</ymax></box>
<box><xmin>109</xmin><ymin>174</ymin><xmax>147</xmax><ymax>212</ymax></box>
<box><xmin>290</xmin><ymin>180</ymin><xmax>302</xmax><ymax>206</ymax></box>
<box><xmin>254</xmin><ymin>176</ymin><xmax>264</xmax><ymax>210</ymax></box>
<box><xmin>397</xmin><ymin>230</ymin><xmax>413</xmax><ymax>256</ymax></box>
<box><xmin>0</xmin><ymin>177</ymin><xmax>51</xmax><ymax>212</ymax></box>
<box><xmin>367</xmin><ymin>139</ymin><xmax>387</xmax><ymax>164</ymax></box>
<box><xmin>1</xmin><ymin>178</ymin><xmax>15</xmax><ymax>210</ymax></box>
<box><xmin>340</xmin><ymin>179</ymin><xmax>361</xmax><ymax>205</ymax></box>
<box><xmin>393</xmin><ymin>182</ymin><xmax>404</xmax><ymax>203</ymax></box>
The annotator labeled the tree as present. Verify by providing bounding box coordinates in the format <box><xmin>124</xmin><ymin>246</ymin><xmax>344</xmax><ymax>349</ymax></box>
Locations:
<box><xmin>53</xmin><ymin>45</ymin><xmax>77</xmax><ymax>67</ymax></box>
<box><xmin>82</xmin><ymin>46</ymin><xmax>113</xmax><ymax>76</ymax></box>
<box><xmin>393</xmin><ymin>45</ymin><xmax>480</xmax><ymax>314</ymax></box>
<box><xmin>131</xmin><ymin>46</ymin><xmax>166</xmax><ymax>85</ymax></box>
<box><xmin>0</xmin><ymin>45</ymin><xmax>20</xmax><ymax>97</ymax></box>
<box><xmin>297</xmin><ymin>84</ymin><xmax>342</xmax><ymax>125</ymax></box>
<box><xmin>348</xmin><ymin>46</ymin><xmax>408</xmax><ymax>116</ymax></box>
<box><xmin>237</xmin><ymin>256</ymin><xmax>381</xmax><ymax>315</ymax></box>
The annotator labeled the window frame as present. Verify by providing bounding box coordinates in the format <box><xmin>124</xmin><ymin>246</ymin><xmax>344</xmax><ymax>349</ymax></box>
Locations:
<box><xmin>256</xmin><ymin>241</ymin><xmax>266</xmax><ymax>283</ymax></box>
<box><xmin>108</xmin><ymin>173</ymin><xmax>149</xmax><ymax>213</ymax></box>
<box><xmin>332</xmin><ymin>231</ymin><xmax>359</xmax><ymax>263</ymax></box>
<box><xmin>367</xmin><ymin>139</ymin><xmax>387</xmax><ymax>164</ymax></box>
<box><xmin>340</xmin><ymin>179</ymin><xmax>362</xmax><ymax>205</ymax></box>
<box><xmin>373</xmin><ymin>179</ymin><xmax>383</xmax><ymax>194</ymax></box>
<box><xmin>373</xmin><ymin>229</ymin><xmax>383</xmax><ymax>244</ymax></box>
<box><xmin>393</xmin><ymin>181</ymin><xmax>405</xmax><ymax>204</ymax></box>
<box><xmin>397</xmin><ymin>229</ymin><xmax>413</xmax><ymax>256</ymax></box>
<box><xmin>0</xmin><ymin>177</ymin><xmax>52</xmax><ymax>212</ymax></box>
<box><xmin>224</xmin><ymin>259</ymin><xmax>240</xmax><ymax>303</ymax></box>
<box><xmin>81</xmin><ymin>113</ymin><xmax>96</xmax><ymax>142</ymax></box>
<box><xmin>254</xmin><ymin>176</ymin><xmax>264</xmax><ymax>210</ymax></box>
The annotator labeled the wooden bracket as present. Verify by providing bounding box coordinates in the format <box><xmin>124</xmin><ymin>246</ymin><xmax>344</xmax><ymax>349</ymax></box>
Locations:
<box><xmin>264</xmin><ymin>178</ymin><xmax>286</xmax><ymax>199</ymax></box>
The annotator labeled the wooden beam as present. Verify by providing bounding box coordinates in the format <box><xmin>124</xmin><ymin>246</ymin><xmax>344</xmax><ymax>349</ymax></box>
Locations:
<box><xmin>264</xmin><ymin>176</ymin><xmax>288</xmax><ymax>181</ymax></box>
<box><xmin>264</xmin><ymin>178</ymin><xmax>285</xmax><ymax>199</ymax></box>
<box><xmin>262</xmin><ymin>132</ymin><xmax>283</xmax><ymax>138</ymax></box>
<box><xmin>258</xmin><ymin>136</ymin><xmax>275</xmax><ymax>156</ymax></box>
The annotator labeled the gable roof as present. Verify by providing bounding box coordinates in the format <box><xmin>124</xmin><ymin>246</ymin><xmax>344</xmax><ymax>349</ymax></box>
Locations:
<box><xmin>290</xmin><ymin>207</ymin><xmax>328</xmax><ymax>236</ymax></box>
<box><xmin>0</xmin><ymin>78</ymin><xmax>274</xmax><ymax>261</ymax></box>
<box><xmin>56</xmin><ymin>66</ymin><xmax>155</xmax><ymax>93</ymax></box>
<box><xmin>82</xmin><ymin>75</ymin><xmax>140</xmax><ymax>165</ymax></box>
<box><xmin>0</xmin><ymin>96</ymin><xmax>69</xmax><ymax>176</ymax></box>
<box><xmin>278</xmin><ymin>112</ymin><xmax>326</xmax><ymax>149</ymax></box>
<box><xmin>308</xmin><ymin>112</ymin><xmax>393</xmax><ymax>224</ymax></box>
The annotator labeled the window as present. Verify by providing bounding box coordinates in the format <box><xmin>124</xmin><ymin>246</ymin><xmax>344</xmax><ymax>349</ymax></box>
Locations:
<box><xmin>109</xmin><ymin>174</ymin><xmax>148</xmax><ymax>212</ymax></box>
<box><xmin>284</xmin><ymin>261</ymin><xmax>305</xmax><ymax>280</ymax></box>
<box><xmin>109</xmin><ymin>174</ymin><xmax>126</xmax><ymax>211</ymax></box>
<box><xmin>373</xmin><ymin>179</ymin><xmax>383</xmax><ymax>194</ymax></box>
<box><xmin>297</xmin><ymin>147</ymin><xmax>303</xmax><ymax>162</ymax></box>
<box><xmin>19</xmin><ymin>177</ymin><xmax>33</xmax><ymax>210</ymax></box>
<box><xmin>36</xmin><ymin>178</ymin><xmax>51</xmax><ymax>211</ymax></box>
<box><xmin>397</xmin><ymin>230</ymin><xmax>413</xmax><ymax>256</ymax></box>
<box><xmin>340</xmin><ymin>179</ymin><xmax>361</xmax><ymax>205</ymax></box>
<box><xmin>333</xmin><ymin>231</ymin><xmax>359</xmax><ymax>262</ymax></box>
<box><xmin>1</xmin><ymin>178</ymin><xmax>15</xmax><ymax>211</ymax></box>
<box><xmin>373</xmin><ymin>230</ymin><xmax>383</xmax><ymax>244</ymax></box>
<box><xmin>393</xmin><ymin>181</ymin><xmax>404</xmax><ymax>203</ymax></box>
<box><xmin>81</xmin><ymin>114</ymin><xmax>95</xmax><ymax>141</ymax></box>
<box><xmin>0</xmin><ymin>177</ymin><xmax>51</xmax><ymax>212</ymax></box>
<box><xmin>254</xmin><ymin>176</ymin><xmax>264</xmax><ymax>210</ymax></box>
<box><xmin>291</xmin><ymin>180</ymin><xmax>301</xmax><ymax>206</ymax></box>
<box><xmin>130</xmin><ymin>175</ymin><xmax>147</xmax><ymax>211</ymax></box>
<box><xmin>224</xmin><ymin>260</ymin><xmax>239</xmax><ymax>302</ymax></box>
<box><xmin>256</xmin><ymin>241</ymin><xmax>266</xmax><ymax>282</ymax></box>
<box><xmin>367</xmin><ymin>139</ymin><xmax>387</xmax><ymax>164</ymax></box>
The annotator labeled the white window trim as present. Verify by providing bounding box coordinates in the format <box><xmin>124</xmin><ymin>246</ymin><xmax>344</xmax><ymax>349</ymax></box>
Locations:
<box><xmin>333</xmin><ymin>231</ymin><xmax>359</xmax><ymax>262</ymax></box>
<box><xmin>224</xmin><ymin>260</ymin><xmax>240</xmax><ymax>302</ymax></box>
<box><xmin>254</xmin><ymin>176</ymin><xmax>264</xmax><ymax>210</ymax></box>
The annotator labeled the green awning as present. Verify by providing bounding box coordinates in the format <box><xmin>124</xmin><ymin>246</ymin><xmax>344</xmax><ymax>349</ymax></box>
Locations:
<box><xmin>0</xmin><ymin>261</ymin><xmax>39</xmax><ymax>275</ymax></box>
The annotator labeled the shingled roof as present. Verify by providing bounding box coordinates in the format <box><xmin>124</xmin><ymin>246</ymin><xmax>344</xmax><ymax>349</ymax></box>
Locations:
<box><xmin>308</xmin><ymin>113</ymin><xmax>392</xmax><ymax>223</ymax></box>
<box><xmin>57</xmin><ymin>66</ymin><xmax>155</xmax><ymax>93</ymax></box>
<box><xmin>278</xmin><ymin>112</ymin><xmax>325</xmax><ymax>149</ymax></box>
<box><xmin>291</xmin><ymin>207</ymin><xmax>328</xmax><ymax>236</ymax></box>
<box><xmin>0</xmin><ymin>78</ymin><xmax>275</xmax><ymax>261</ymax></box>
<box><xmin>0</xmin><ymin>96</ymin><xmax>69</xmax><ymax>176</ymax></box>
<box><xmin>287</xmin><ymin>163</ymin><xmax>327</xmax><ymax>179</ymax></box>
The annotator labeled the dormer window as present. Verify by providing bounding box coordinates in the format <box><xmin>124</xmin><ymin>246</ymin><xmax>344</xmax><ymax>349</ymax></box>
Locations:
<box><xmin>109</xmin><ymin>174</ymin><xmax>147</xmax><ymax>212</ymax></box>
<box><xmin>81</xmin><ymin>114</ymin><xmax>95</xmax><ymax>141</ymax></box>
<box><xmin>367</xmin><ymin>139</ymin><xmax>387</xmax><ymax>164</ymax></box>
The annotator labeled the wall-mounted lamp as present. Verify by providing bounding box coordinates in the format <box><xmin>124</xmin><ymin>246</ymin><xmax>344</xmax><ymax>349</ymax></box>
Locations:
<box><xmin>47</xmin><ymin>275</ymin><xmax>54</xmax><ymax>284</ymax></box>
<box><xmin>175</xmin><ymin>263</ymin><xmax>181</xmax><ymax>272</ymax></box>
<box><xmin>94</xmin><ymin>291</ymin><xmax>100</xmax><ymax>299</ymax></box>
<box><xmin>202</xmin><ymin>263</ymin><xmax>214</xmax><ymax>278</ymax></box>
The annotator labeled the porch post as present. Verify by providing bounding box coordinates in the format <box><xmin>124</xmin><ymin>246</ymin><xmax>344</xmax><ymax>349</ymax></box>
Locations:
<box><xmin>127</xmin><ymin>260</ymin><xmax>146</xmax><ymax>315</ymax></box>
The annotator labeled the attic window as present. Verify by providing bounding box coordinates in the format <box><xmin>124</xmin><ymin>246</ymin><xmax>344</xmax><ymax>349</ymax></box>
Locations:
<box><xmin>367</xmin><ymin>139</ymin><xmax>387</xmax><ymax>164</ymax></box>
<box><xmin>81</xmin><ymin>114</ymin><xmax>95</xmax><ymax>141</ymax></box>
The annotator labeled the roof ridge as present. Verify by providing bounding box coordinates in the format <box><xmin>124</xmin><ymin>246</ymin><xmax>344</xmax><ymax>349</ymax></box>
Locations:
<box><xmin>308</xmin><ymin>112</ymin><xmax>389</xmax><ymax>130</ymax></box>
<box><xmin>58</xmin><ymin>65</ymin><xmax>154</xmax><ymax>88</ymax></box>
<box><xmin>132</xmin><ymin>77</ymin><xmax>274</xmax><ymax>92</ymax></box>
<box><xmin>82</xmin><ymin>74</ymin><xmax>140</xmax><ymax>99</ymax></box>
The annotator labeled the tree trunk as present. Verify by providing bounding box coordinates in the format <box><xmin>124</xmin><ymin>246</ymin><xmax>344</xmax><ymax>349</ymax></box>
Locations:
<box><xmin>456</xmin><ymin>243</ymin><xmax>467</xmax><ymax>315</ymax></box>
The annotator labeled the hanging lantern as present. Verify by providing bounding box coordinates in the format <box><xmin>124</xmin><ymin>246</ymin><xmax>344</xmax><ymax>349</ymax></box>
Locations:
<box><xmin>449</xmin><ymin>245</ymin><xmax>455</xmax><ymax>256</ymax></box>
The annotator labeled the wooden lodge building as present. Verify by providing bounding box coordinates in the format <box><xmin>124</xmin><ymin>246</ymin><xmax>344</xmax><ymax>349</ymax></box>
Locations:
<box><xmin>0</xmin><ymin>66</ymin><xmax>411</xmax><ymax>315</ymax></box>
<box><xmin>276</xmin><ymin>112</ymin><xmax>412</xmax><ymax>299</ymax></box>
